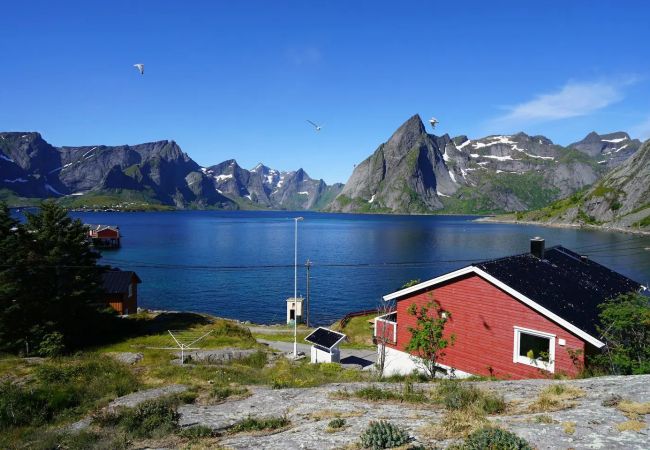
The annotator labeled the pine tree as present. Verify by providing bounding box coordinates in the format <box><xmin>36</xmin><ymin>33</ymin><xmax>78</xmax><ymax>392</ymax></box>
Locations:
<box><xmin>0</xmin><ymin>201</ymin><xmax>115</xmax><ymax>354</ymax></box>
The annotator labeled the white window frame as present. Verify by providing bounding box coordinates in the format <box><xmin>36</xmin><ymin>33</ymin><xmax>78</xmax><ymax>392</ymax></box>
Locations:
<box><xmin>513</xmin><ymin>326</ymin><xmax>555</xmax><ymax>373</ymax></box>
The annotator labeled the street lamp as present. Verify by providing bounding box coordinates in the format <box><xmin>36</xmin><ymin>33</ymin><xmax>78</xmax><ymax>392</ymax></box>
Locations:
<box><xmin>293</xmin><ymin>216</ymin><xmax>304</xmax><ymax>358</ymax></box>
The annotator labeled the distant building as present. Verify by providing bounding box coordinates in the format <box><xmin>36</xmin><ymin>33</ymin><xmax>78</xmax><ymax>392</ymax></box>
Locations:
<box><xmin>87</xmin><ymin>224</ymin><xmax>120</xmax><ymax>248</ymax></box>
<box><xmin>376</xmin><ymin>238</ymin><xmax>643</xmax><ymax>379</ymax></box>
<box><xmin>101</xmin><ymin>269</ymin><xmax>141</xmax><ymax>315</ymax></box>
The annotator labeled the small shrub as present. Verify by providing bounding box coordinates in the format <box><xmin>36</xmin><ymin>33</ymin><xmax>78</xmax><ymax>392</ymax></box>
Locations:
<box><xmin>121</xmin><ymin>397</ymin><xmax>180</xmax><ymax>438</ymax></box>
<box><xmin>360</xmin><ymin>420</ymin><xmax>410</xmax><ymax>449</ymax></box>
<box><xmin>328</xmin><ymin>418</ymin><xmax>346</xmax><ymax>429</ymax></box>
<box><xmin>436</xmin><ymin>381</ymin><xmax>505</xmax><ymax>414</ymax></box>
<box><xmin>461</xmin><ymin>427</ymin><xmax>532</xmax><ymax>450</ymax></box>
<box><xmin>95</xmin><ymin>397</ymin><xmax>181</xmax><ymax>439</ymax></box>
<box><xmin>179</xmin><ymin>425</ymin><xmax>216</xmax><ymax>439</ymax></box>
<box><xmin>211</xmin><ymin>385</ymin><xmax>249</xmax><ymax>401</ymax></box>
<box><xmin>37</xmin><ymin>332</ymin><xmax>66</xmax><ymax>357</ymax></box>
<box><xmin>229</xmin><ymin>415</ymin><xmax>289</xmax><ymax>434</ymax></box>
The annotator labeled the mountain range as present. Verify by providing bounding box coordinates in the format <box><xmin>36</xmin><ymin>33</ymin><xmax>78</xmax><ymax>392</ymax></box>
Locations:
<box><xmin>0</xmin><ymin>116</ymin><xmax>645</xmax><ymax>223</ymax></box>
<box><xmin>512</xmin><ymin>139</ymin><xmax>649</xmax><ymax>230</ymax></box>
<box><xmin>0</xmin><ymin>132</ymin><xmax>341</xmax><ymax>210</ymax></box>
<box><xmin>328</xmin><ymin>115</ymin><xmax>642</xmax><ymax>214</ymax></box>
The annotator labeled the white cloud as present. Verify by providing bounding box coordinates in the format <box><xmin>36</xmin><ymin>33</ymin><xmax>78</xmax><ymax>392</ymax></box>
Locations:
<box><xmin>493</xmin><ymin>78</ymin><xmax>636</xmax><ymax>125</ymax></box>
<box><xmin>630</xmin><ymin>117</ymin><xmax>650</xmax><ymax>141</ymax></box>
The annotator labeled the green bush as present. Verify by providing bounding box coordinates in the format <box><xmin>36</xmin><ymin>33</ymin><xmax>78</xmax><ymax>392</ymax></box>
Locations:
<box><xmin>593</xmin><ymin>292</ymin><xmax>650</xmax><ymax>375</ymax></box>
<box><xmin>93</xmin><ymin>397</ymin><xmax>182</xmax><ymax>439</ymax></box>
<box><xmin>211</xmin><ymin>385</ymin><xmax>249</xmax><ymax>401</ymax></box>
<box><xmin>0</xmin><ymin>356</ymin><xmax>139</xmax><ymax>429</ymax></box>
<box><xmin>37</xmin><ymin>332</ymin><xmax>66</xmax><ymax>357</ymax></box>
<box><xmin>229</xmin><ymin>415</ymin><xmax>289</xmax><ymax>433</ymax></box>
<box><xmin>0</xmin><ymin>382</ymin><xmax>49</xmax><ymax>428</ymax></box>
<box><xmin>436</xmin><ymin>381</ymin><xmax>505</xmax><ymax>414</ymax></box>
<box><xmin>179</xmin><ymin>425</ymin><xmax>216</xmax><ymax>439</ymax></box>
<box><xmin>328</xmin><ymin>418</ymin><xmax>346</xmax><ymax>429</ymax></box>
<box><xmin>461</xmin><ymin>427</ymin><xmax>532</xmax><ymax>450</ymax></box>
<box><xmin>360</xmin><ymin>420</ymin><xmax>410</xmax><ymax>449</ymax></box>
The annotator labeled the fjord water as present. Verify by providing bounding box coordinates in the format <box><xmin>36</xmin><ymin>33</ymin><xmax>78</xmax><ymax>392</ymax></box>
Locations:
<box><xmin>72</xmin><ymin>211</ymin><xmax>650</xmax><ymax>325</ymax></box>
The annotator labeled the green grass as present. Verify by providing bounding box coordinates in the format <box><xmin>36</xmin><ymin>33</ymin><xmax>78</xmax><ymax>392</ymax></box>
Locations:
<box><xmin>0</xmin><ymin>312</ymin><xmax>372</xmax><ymax>448</ymax></box>
<box><xmin>332</xmin><ymin>313</ymin><xmax>377</xmax><ymax>348</ymax></box>
<box><xmin>228</xmin><ymin>415</ymin><xmax>290</xmax><ymax>434</ymax></box>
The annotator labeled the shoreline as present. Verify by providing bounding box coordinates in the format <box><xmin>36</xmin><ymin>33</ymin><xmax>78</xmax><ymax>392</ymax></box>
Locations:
<box><xmin>475</xmin><ymin>216</ymin><xmax>650</xmax><ymax>237</ymax></box>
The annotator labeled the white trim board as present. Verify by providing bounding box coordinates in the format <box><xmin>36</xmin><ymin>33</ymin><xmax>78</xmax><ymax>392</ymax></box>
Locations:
<box><xmin>382</xmin><ymin>265</ymin><xmax>604</xmax><ymax>348</ymax></box>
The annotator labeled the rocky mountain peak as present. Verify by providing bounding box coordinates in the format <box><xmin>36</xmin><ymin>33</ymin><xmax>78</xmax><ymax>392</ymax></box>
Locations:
<box><xmin>385</xmin><ymin>114</ymin><xmax>427</xmax><ymax>153</ymax></box>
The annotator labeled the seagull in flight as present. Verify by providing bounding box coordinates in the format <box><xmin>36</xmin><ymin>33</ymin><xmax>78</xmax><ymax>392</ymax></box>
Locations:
<box><xmin>134</xmin><ymin>63</ymin><xmax>144</xmax><ymax>75</ymax></box>
<box><xmin>428</xmin><ymin>117</ymin><xmax>439</xmax><ymax>130</ymax></box>
<box><xmin>306</xmin><ymin>120</ymin><xmax>323</xmax><ymax>132</ymax></box>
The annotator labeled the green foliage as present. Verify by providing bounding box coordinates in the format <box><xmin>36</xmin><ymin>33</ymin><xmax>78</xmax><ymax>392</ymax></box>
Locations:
<box><xmin>401</xmin><ymin>279</ymin><xmax>421</xmax><ymax>289</ymax></box>
<box><xmin>405</xmin><ymin>298</ymin><xmax>454</xmax><ymax>379</ymax></box>
<box><xmin>461</xmin><ymin>427</ymin><xmax>532</xmax><ymax>450</ymax></box>
<box><xmin>229</xmin><ymin>415</ymin><xmax>289</xmax><ymax>433</ymax></box>
<box><xmin>359</xmin><ymin>420</ymin><xmax>411</xmax><ymax>449</ymax></box>
<box><xmin>632</xmin><ymin>214</ymin><xmax>650</xmax><ymax>228</ymax></box>
<box><xmin>211</xmin><ymin>385</ymin><xmax>249</xmax><ymax>401</ymax></box>
<box><xmin>37</xmin><ymin>332</ymin><xmax>66</xmax><ymax>357</ymax></box>
<box><xmin>328</xmin><ymin>418</ymin><xmax>346</xmax><ymax>429</ymax></box>
<box><xmin>95</xmin><ymin>397</ymin><xmax>181</xmax><ymax>439</ymax></box>
<box><xmin>347</xmin><ymin>382</ymin><xmax>428</xmax><ymax>404</ymax></box>
<box><xmin>0</xmin><ymin>355</ymin><xmax>139</xmax><ymax>429</ymax></box>
<box><xmin>436</xmin><ymin>381</ymin><xmax>505</xmax><ymax>414</ymax></box>
<box><xmin>0</xmin><ymin>201</ymin><xmax>123</xmax><ymax>354</ymax></box>
<box><xmin>178</xmin><ymin>425</ymin><xmax>216</xmax><ymax>439</ymax></box>
<box><xmin>594</xmin><ymin>292</ymin><xmax>650</xmax><ymax>375</ymax></box>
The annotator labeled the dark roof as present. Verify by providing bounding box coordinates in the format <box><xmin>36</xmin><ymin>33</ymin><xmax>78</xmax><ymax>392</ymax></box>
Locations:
<box><xmin>474</xmin><ymin>246</ymin><xmax>642</xmax><ymax>339</ymax></box>
<box><xmin>102</xmin><ymin>270</ymin><xmax>141</xmax><ymax>294</ymax></box>
<box><xmin>304</xmin><ymin>327</ymin><xmax>346</xmax><ymax>349</ymax></box>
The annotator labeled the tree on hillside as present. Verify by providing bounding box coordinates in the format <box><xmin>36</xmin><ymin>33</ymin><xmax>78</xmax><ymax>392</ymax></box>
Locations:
<box><xmin>595</xmin><ymin>291</ymin><xmax>650</xmax><ymax>375</ymax></box>
<box><xmin>0</xmin><ymin>204</ymin><xmax>23</xmax><ymax>352</ymax></box>
<box><xmin>405</xmin><ymin>294</ymin><xmax>454</xmax><ymax>379</ymax></box>
<box><xmin>0</xmin><ymin>201</ymin><xmax>116</xmax><ymax>355</ymax></box>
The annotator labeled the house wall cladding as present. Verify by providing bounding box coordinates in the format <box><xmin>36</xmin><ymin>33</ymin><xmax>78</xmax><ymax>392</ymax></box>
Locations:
<box><xmin>388</xmin><ymin>273</ymin><xmax>586</xmax><ymax>379</ymax></box>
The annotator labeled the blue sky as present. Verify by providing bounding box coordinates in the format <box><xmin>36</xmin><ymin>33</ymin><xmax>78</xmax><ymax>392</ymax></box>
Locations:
<box><xmin>1</xmin><ymin>1</ymin><xmax>649</xmax><ymax>184</ymax></box>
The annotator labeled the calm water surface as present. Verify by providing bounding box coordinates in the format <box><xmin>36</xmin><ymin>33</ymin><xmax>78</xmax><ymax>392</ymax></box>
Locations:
<box><xmin>69</xmin><ymin>211</ymin><xmax>650</xmax><ymax>325</ymax></box>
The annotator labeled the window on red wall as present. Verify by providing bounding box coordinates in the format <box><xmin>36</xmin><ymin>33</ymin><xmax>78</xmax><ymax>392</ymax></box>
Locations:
<box><xmin>513</xmin><ymin>326</ymin><xmax>555</xmax><ymax>373</ymax></box>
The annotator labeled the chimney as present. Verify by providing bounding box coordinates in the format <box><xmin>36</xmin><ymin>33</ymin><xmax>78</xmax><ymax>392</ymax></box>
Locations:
<box><xmin>530</xmin><ymin>237</ymin><xmax>545</xmax><ymax>259</ymax></box>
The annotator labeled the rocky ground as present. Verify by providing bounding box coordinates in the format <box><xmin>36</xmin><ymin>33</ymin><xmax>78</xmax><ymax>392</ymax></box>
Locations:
<box><xmin>72</xmin><ymin>373</ymin><xmax>649</xmax><ymax>449</ymax></box>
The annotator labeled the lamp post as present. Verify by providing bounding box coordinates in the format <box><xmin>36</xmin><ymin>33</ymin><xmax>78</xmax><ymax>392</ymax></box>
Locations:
<box><xmin>293</xmin><ymin>216</ymin><xmax>304</xmax><ymax>358</ymax></box>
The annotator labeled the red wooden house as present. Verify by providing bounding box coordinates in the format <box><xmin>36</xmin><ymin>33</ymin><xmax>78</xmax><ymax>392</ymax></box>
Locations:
<box><xmin>375</xmin><ymin>238</ymin><xmax>643</xmax><ymax>379</ymax></box>
<box><xmin>87</xmin><ymin>224</ymin><xmax>120</xmax><ymax>248</ymax></box>
<box><xmin>101</xmin><ymin>270</ymin><xmax>141</xmax><ymax>315</ymax></box>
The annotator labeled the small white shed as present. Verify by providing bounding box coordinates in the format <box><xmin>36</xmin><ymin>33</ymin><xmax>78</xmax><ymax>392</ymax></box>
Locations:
<box><xmin>304</xmin><ymin>327</ymin><xmax>347</xmax><ymax>364</ymax></box>
<box><xmin>286</xmin><ymin>297</ymin><xmax>304</xmax><ymax>324</ymax></box>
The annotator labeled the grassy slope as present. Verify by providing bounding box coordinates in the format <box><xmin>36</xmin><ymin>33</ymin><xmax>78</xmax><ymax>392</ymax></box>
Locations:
<box><xmin>0</xmin><ymin>312</ymin><xmax>368</xmax><ymax>448</ymax></box>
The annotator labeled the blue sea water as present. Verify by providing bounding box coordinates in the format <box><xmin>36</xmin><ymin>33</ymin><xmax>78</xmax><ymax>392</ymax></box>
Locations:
<box><xmin>67</xmin><ymin>210</ymin><xmax>650</xmax><ymax>325</ymax></box>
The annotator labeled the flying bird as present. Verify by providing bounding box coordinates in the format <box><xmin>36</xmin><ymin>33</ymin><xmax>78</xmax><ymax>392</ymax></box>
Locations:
<box><xmin>134</xmin><ymin>63</ymin><xmax>144</xmax><ymax>75</ymax></box>
<box><xmin>306</xmin><ymin>120</ymin><xmax>323</xmax><ymax>132</ymax></box>
<box><xmin>428</xmin><ymin>117</ymin><xmax>439</xmax><ymax>130</ymax></box>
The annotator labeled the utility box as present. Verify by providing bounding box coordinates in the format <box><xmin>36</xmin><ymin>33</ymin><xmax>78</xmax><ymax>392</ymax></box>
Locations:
<box><xmin>304</xmin><ymin>327</ymin><xmax>346</xmax><ymax>364</ymax></box>
<box><xmin>286</xmin><ymin>297</ymin><xmax>304</xmax><ymax>324</ymax></box>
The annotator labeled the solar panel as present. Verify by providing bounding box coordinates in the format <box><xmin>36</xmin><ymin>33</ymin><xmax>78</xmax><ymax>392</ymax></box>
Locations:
<box><xmin>304</xmin><ymin>327</ymin><xmax>346</xmax><ymax>349</ymax></box>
